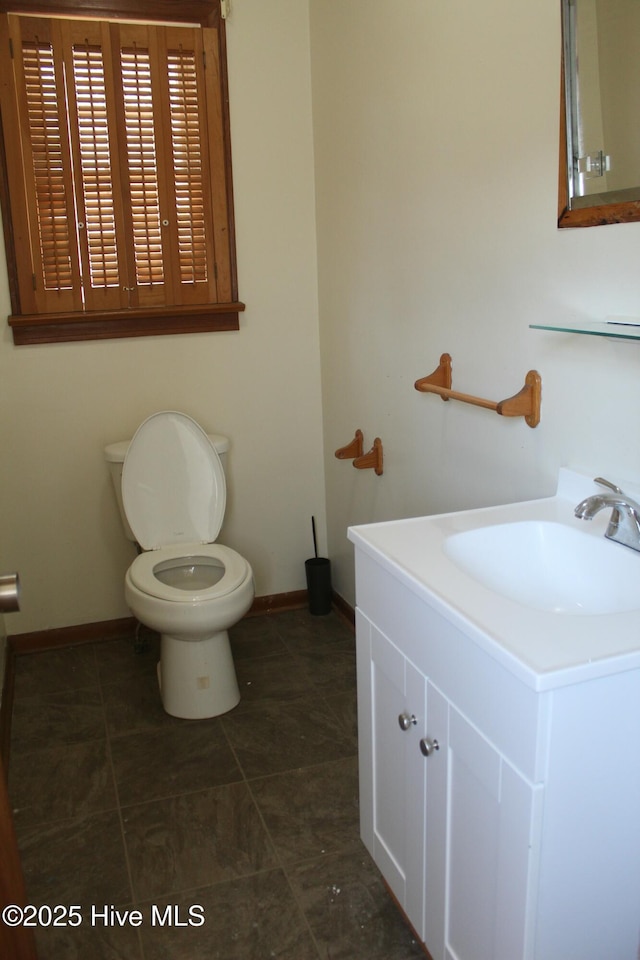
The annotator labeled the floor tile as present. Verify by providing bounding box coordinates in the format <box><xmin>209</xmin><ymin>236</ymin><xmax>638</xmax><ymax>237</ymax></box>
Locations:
<box><xmin>233</xmin><ymin>650</ymin><xmax>315</xmax><ymax>709</ymax></box>
<box><xmin>249</xmin><ymin>756</ymin><xmax>360</xmax><ymax>864</ymax></box>
<box><xmin>94</xmin><ymin>633</ymin><xmax>160</xmax><ymax>686</ymax></box>
<box><xmin>110</xmin><ymin>720</ymin><xmax>242</xmax><ymax>806</ymax></box>
<box><xmin>288</xmin><ymin>849</ymin><xmax>425</xmax><ymax>960</ymax></box>
<box><xmin>10</xmin><ymin>740</ymin><xmax>117</xmax><ymax>828</ymax></box>
<box><xmin>6</xmin><ymin>610</ymin><xmax>421</xmax><ymax>960</ymax></box>
<box><xmin>139</xmin><ymin>870</ymin><xmax>320</xmax><ymax>960</ymax></box>
<box><xmin>324</xmin><ymin>689</ymin><xmax>359</xmax><ymax>742</ymax></box>
<box><xmin>229</xmin><ymin>616</ymin><xmax>289</xmax><ymax>661</ymax></box>
<box><xmin>17</xmin><ymin>810</ymin><xmax>132</xmax><ymax>907</ymax></box>
<box><xmin>13</xmin><ymin>644</ymin><xmax>99</xmax><ymax>698</ymax></box>
<box><xmin>10</xmin><ymin>687</ymin><xmax>106</xmax><ymax>752</ymax></box>
<box><xmin>102</xmin><ymin>673</ymin><xmax>175</xmax><ymax>738</ymax></box>
<box><xmin>295</xmin><ymin>643</ymin><xmax>357</xmax><ymax>696</ymax></box>
<box><xmin>275</xmin><ymin>609</ymin><xmax>354</xmax><ymax>652</ymax></box>
<box><xmin>32</xmin><ymin>921</ymin><xmax>143</xmax><ymax>960</ymax></box>
<box><xmin>122</xmin><ymin>781</ymin><xmax>278</xmax><ymax>901</ymax></box>
<box><xmin>221</xmin><ymin>695</ymin><xmax>357</xmax><ymax>779</ymax></box>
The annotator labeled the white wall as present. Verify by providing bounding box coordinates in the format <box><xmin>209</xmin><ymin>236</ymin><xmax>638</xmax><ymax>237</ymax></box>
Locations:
<box><xmin>0</xmin><ymin>0</ymin><xmax>326</xmax><ymax>634</ymax></box>
<box><xmin>310</xmin><ymin>0</ymin><xmax>640</xmax><ymax>606</ymax></box>
<box><xmin>3</xmin><ymin>0</ymin><xmax>640</xmax><ymax>634</ymax></box>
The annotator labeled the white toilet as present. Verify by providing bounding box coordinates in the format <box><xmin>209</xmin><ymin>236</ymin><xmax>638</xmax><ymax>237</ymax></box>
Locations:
<box><xmin>104</xmin><ymin>411</ymin><xmax>254</xmax><ymax>720</ymax></box>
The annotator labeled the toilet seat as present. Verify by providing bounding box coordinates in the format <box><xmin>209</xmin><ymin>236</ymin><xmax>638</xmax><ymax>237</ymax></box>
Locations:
<box><xmin>129</xmin><ymin>543</ymin><xmax>251</xmax><ymax>603</ymax></box>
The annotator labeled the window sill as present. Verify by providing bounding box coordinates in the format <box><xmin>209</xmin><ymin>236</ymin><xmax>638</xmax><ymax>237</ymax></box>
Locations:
<box><xmin>8</xmin><ymin>302</ymin><xmax>245</xmax><ymax>345</ymax></box>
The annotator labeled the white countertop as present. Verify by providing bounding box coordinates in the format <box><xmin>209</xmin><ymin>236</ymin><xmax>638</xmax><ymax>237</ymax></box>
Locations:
<box><xmin>348</xmin><ymin>470</ymin><xmax>640</xmax><ymax>691</ymax></box>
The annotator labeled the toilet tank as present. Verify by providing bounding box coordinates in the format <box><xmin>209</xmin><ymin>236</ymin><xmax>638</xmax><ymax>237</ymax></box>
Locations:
<box><xmin>104</xmin><ymin>433</ymin><xmax>230</xmax><ymax>543</ymax></box>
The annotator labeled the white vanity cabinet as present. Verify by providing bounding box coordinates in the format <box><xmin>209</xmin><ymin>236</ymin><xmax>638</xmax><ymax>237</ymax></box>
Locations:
<box><xmin>357</xmin><ymin>608</ymin><xmax>540</xmax><ymax>960</ymax></box>
<box><xmin>351</xmin><ymin>541</ymin><xmax>640</xmax><ymax>960</ymax></box>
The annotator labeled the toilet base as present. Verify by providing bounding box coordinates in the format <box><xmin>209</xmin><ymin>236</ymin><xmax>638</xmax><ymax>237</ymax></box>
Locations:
<box><xmin>157</xmin><ymin>630</ymin><xmax>240</xmax><ymax>719</ymax></box>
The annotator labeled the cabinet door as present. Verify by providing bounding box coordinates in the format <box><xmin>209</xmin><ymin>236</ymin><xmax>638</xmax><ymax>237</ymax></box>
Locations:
<box><xmin>443</xmin><ymin>706</ymin><xmax>541</xmax><ymax>960</ymax></box>
<box><xmin>356</xmin><ymin>610</ymin><xmax>427</xmax><ymax>940</ymax></box>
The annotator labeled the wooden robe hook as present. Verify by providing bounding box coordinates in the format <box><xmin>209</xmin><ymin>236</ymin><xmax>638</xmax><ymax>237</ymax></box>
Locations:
<box><xmin>335</xmin><ymin>429</ymin><xmax>364</xmax><ymax>461</ymax></box>
<box><xmin>354</xmin><ymin>438</ymin><xmax>384</xmax><ymax>476</ymax></box>
<box><xmin>335</xmin><ymin>430</ymin><xmax>384</xmax><ymax>475</ymax></box>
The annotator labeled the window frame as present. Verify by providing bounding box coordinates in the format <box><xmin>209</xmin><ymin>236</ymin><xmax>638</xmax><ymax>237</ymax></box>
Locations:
<box><xmin>0</xmin><ymin>0</ymin><xmax>244</xmax><ymax>344</ymax></box>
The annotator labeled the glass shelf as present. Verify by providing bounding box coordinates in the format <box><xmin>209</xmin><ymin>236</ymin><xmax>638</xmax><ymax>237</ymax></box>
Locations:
<box><xmin>530</xmin><ymin>320</ymin><xmax>640</xmax><ymax>341</ymax></box>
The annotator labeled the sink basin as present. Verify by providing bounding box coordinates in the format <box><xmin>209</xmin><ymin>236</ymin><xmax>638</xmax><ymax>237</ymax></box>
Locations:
<box><xmin>348</xmin><ymin>469</ymin><xmax>640</xmax><ymax>686</ymax></box>
<box><xmin>444</xmin><ymin>520</ymin><xmax>640</xmax><ymax>614</ymax></box>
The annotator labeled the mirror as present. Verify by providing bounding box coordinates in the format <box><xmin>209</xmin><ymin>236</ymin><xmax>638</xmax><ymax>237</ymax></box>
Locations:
<box><xmin>559</xmin><ymin>0</ymin><xmax>640</xmax><ymax>227</ymax></box>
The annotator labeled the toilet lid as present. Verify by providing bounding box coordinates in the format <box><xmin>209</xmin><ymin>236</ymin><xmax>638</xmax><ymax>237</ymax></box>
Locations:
<box><xmin>122</xmin><ymin>411</ymin><xmax>226</xmax><ymax>550</ymax></box>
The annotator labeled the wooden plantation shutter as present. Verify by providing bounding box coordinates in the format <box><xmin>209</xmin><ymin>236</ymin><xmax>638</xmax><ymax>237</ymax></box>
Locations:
<box><xmin>67</xmin><ymin>21</ymin><xmax>124</xmax><ymax>311</ymax></box>
<box><xmin>10</xmin><ymin>17</ymin><xmax>81</xmax><ymax>315</ymax></box>
<box><xmin>168</xmin><ymin>38</ymin><xmax>211</xmax><ymax>290</ymax></box>
<box><xmin>120</xmin><ymin>33</ymin><xmax>165</xmax><ymax>301</ymax></box>
<box><xmin>0</xmin><ymin>9</ymin><xmax>242</xmax><ymax>343</ymax></box>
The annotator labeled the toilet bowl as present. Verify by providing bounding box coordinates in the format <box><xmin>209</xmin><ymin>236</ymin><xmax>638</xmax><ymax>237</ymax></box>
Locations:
<box><xmin>113</xmin><ymin>411</ymin><xmax>254</xmax><ymax>720</ymax></box>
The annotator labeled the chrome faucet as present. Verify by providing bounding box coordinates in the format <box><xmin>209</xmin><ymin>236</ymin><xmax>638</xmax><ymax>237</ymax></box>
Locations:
<box><xmin>574</xmin><ymin>477</ymin><xmax>640</xmax><ymax>553</ymax></box>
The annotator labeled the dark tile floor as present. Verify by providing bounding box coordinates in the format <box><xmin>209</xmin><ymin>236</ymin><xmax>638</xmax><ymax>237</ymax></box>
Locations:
<box><xmin>8</xmin><ymin>609</ymin><xmax>424</xmax><ymax>960</ymax></box>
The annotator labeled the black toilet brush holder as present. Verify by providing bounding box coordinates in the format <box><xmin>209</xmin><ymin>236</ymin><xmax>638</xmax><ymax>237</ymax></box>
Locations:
<box><xmin>305</xmin><ymin>517</ymin><xmax>332</xmax><ymax>615</ymax></box>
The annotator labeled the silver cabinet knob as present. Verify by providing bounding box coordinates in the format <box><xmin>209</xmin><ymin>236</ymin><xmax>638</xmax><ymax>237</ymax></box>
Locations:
<box><xmin>420</xmin><ymin>737</ymin><xmax>440</xmax><ymax>757</ymax></box>
<box><xmin>398</xmin><ymin>712</ymin><xmax>417</xmax><ymax>731</ymax></box>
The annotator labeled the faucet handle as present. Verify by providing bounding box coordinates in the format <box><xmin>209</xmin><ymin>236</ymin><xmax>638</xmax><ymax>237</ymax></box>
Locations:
<box><xmin>594</xmin><ymin>477</ymin><xmax>624</xmax><ymax>495</ymax></box>
<box><xmin>594</xmin><ymin>479</ymin><xmax>625</xmax><ymax>526</ymax></box>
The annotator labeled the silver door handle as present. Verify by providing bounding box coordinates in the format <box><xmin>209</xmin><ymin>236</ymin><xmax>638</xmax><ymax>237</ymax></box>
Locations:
<box><xmin>0</xmin><ymin>573</ymin><xmax>20</xmax><ymax>613</ymax></box>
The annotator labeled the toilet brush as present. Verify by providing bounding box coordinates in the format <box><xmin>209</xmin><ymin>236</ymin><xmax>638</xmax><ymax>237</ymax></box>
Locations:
<box><xmin>305</xmin><ymin>516</ymin><xmax>332</xmax><ymax>615</ymax></box>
